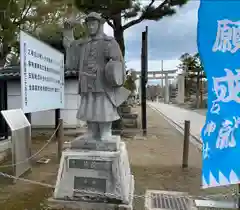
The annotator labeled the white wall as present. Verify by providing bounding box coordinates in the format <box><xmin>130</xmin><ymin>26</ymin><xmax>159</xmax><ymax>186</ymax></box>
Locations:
<box><xmin>7</xmin><ymin>79</ymin><xmax>84</xmax><ymax>128</ymax></box>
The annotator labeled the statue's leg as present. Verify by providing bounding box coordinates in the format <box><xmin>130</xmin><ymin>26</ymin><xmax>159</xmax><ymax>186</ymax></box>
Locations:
<box><xmin>87</xmin><ymin>122</ymin><xmax>99</xmax><ymax>138</ymax></box>
<box><xmin>86</xmin><ymin>121</ymin><xmax>93</xmax><ymax>138</ymax></box>
<box><xmin>99</xmin><ymin>122</ymin><xmax>112</xmax><ymax>140</ymax></box>
<box><xmin>92</xmin><ymin>122</ymin><xmax>100</xmax><ymax>139</ymax></box>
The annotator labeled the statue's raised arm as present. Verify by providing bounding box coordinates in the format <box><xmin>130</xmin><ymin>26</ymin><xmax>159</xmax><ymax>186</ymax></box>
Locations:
<box><xmin>62</xmin><ymin>14</ymin><xmax>83</xmax><ymax>70</ymax></box>
<box><xmin>62</xmin><ymin>15</ymin><xmax>77</xmax><ymax>49</ymax></box>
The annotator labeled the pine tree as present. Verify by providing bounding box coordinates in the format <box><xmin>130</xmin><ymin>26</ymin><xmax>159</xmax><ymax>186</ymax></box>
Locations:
<box><xmin>74</xmin><ymin>0</ymin><xmax>189</xmax><ymax>56</ymax></box>
<box><xmin>0</xmin><ymin>0</ymin><xmax>76</xmax><ymax>60</ymax></box>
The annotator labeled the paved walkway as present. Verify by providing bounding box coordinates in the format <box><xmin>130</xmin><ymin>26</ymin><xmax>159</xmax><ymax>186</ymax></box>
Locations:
<box><xmin>147</xmin><ymin>102</ymin><xmax>206</xmax><ymax>146</ymax></box>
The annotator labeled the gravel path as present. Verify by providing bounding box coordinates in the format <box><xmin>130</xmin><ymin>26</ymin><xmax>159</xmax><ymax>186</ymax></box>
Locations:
<box><xmin>130</xmin><ymin>105</ymin><xmax>235</xmax><ymax>210</ymax></box>
<box><xmin>0</xmin><ymin>105</ymin><xmax>234</xmax><ymax>210</ymax></box>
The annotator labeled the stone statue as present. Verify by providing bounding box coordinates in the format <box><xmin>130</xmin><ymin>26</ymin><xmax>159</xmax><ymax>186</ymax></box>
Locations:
<box><xmin>63</xmin><ymin>12</ymin><xmax>130</xmax><ymax>140</ymax></box>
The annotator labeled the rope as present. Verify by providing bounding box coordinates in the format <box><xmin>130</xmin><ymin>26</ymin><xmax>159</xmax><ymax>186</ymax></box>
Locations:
<box><xmin>0</xmin><ymin>170</ymin><xmax>238</xmax><ymax>201</ymax></box>
<box><xmin>0</xmin><ymin>172</ymin><xmax>240</xmax><ymax>200</ymax></box>
<box><xmin>0</xmin><ymin>116</ymin><xmax>234</xmax><ymax>202</ymax></box>
<box><xmin>0</xmin><ymin>121</ymin><xmax>236</xmax><ymax>202</ymax></box>
<box><xmin>0</xmin><ymin>122</ymin><xmax>61</xmax><ymax>168</ymax></box>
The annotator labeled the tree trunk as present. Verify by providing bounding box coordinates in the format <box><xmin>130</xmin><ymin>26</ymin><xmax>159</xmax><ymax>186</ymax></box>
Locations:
<box><xmin>112</xmin><ymin>13</ymin><xmax>125</xmax><ymax>57</ymax></box>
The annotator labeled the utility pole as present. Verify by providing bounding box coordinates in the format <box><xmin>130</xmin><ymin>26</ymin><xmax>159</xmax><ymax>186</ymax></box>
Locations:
<box><xmin>141</xmin><ymin>26</ymin><xmax>148</xmax><ymax>136</ymax></box>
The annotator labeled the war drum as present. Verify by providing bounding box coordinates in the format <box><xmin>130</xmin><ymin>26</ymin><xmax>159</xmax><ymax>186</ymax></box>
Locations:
<box><xmin>105</xmin><ymin>60</ymin><xmax>124</xmax><ymax>87</ymax></box>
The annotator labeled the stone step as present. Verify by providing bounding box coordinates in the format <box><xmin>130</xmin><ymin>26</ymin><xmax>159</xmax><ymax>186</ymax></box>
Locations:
<box><xmin>70</xmin><ymin>135</ymin><xmax>120</xmax><ymax>151</ymax></box>
<box><xmin>119</xmin><ymin>106</ymin><xmax>131</xmax><ymax>114</ymax></box>
<box><xmin>123</xmin><ymin>122</ymin><xmax>138</xmax><ymax>128</ymax></box>
<box><xmin>121</xmin><ymin>113</ymin><xmax>138</xmax><ymax>119</ymax></box>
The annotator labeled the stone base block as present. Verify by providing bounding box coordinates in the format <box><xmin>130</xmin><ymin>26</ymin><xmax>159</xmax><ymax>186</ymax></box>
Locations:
<box><xmin>54</xmin><ymin>142</ymin><xmax>131</xmax><ymax>204</ymax></box>
<box><xmin>70</xmin><ymin>135</ymin><xmax>121</xmax><ymax>151</ymax></box>
<box><xmin>48</xmin><ymin>175</ymin><xmax>134</xmax><ymax>210</ymax></box>
<box><xmin>120</xmin><ymin>106</ymin><xmax>131</xmax><ymax>114</ymax></box>
<box><xmin>121</xmin><ymin>113</ymin><xmax>138</xmax><ymax>119</ymax></box>
<box><xmin>122</xmin><ymin>119</ymin><xmax>138</xmax><ymax>128</ymax></box>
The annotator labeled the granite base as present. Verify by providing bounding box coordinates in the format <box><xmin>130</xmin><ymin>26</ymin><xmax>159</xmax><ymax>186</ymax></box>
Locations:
<box><xmin>70</xmin><ymin>135</ymin><xmax>120</xmax><ymax>151</ymax></box>
<box><xmin>54</xmin><ymin>140</ymin><xmax>132</xmax><ymax>204</ymax></box>
<box><xmin>48</xmin><ymin>175</ymin><xmax>134</xmax><ymax>210</ymax></box>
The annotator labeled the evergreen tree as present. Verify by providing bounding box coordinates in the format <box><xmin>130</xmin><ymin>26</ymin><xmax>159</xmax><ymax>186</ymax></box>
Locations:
<box><xmin>0</xmin><ymin>0</ymin><xmax>75</xmax><ymax>60</ymax></box>
<box><xmin>178</xmin><ymin>52</ymin><xmax>205</xmax><ymax>107</ymax></box>
<box><xmin>73</xmin><ymin>0</ymin><xmax>189</xmax><ymax>56</ymax></box>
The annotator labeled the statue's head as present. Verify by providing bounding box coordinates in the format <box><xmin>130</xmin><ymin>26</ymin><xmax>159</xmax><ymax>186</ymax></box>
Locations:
<box><xmin>85</xmin><ymin>12</ymin><xmax>105</xmax><ymax>36</ymax></box>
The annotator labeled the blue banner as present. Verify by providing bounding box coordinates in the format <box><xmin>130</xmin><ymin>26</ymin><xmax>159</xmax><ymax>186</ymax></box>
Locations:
<box><xmin>198</xmin><ymin>0</ymin><xmax>240</xmax><ymax>188</ymax></box>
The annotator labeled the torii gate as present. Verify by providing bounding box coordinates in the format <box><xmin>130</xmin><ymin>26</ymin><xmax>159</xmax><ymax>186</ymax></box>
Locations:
<box><xmin>135</xmin><ymin>69</ymin><xmax>177</xmax><ymax>103</ymax></box>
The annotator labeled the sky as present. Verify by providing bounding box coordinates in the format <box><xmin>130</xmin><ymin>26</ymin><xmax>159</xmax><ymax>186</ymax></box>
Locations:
<box><xmin>103</xmin><ymin>0</ymin><xmax>200</xmax><ymax>81</ymax></box>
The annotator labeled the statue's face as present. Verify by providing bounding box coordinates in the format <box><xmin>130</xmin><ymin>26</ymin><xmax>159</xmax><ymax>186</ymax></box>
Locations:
<box><xmin>86</xmin><ymin>19</ymin><xmax>99</xmax><ymax>36</ymax></box>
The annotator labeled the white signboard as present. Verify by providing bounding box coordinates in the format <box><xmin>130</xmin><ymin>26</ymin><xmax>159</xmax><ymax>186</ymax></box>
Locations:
<box><xmin>1</xmin><ymin>109</ymin><xmax>32</xmax><ymax>179</ymax></box>
<box><xmin>1</xmin><ymin>109</ymin><xmax>30</xmax><ymax>131</ymax></box>
<box><xmin>20</xmin><ymin>30</ymin><xmax>65</xmax><ymax>113</ymax></box>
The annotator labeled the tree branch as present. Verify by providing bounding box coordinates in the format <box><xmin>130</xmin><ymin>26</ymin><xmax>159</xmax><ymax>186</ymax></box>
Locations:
<box><xmin>102</xmin><ymin>14</ymin><xmax>115</xmax><ymax>29</ymax></box>
<box><xmin>13</xmin><ymin>0</ymin><xmax>33</xmax><ymax>26</ymax></box>
<box><xmin>12</xmin><ymin>0</ymin><xmax>27</xmax><ymax>24</ymax></box>
<box><xmin>123</xmin><ymin>0</ymin><xmax>168</xmax><ymax>30</ymax></box>
<box><xmin>106</xmin><ymin>18</ymin><xmax>115</xmax><ymax>29</ymax></box>
<box><xmin>20</xmin><ymin>0</ymin><xmax>33</xmax><ymax>22</ymax></box>
<box><xmin>21</xmin><ymin>0</ymin><xmax>28</xmax><ymax>18</ymax></box>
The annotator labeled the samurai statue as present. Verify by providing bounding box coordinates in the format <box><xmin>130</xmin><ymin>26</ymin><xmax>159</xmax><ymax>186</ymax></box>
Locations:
<box><xmin>63</xmin><ymin>12</ymin><xmax>130</xmax><ymax>140</ymax></box>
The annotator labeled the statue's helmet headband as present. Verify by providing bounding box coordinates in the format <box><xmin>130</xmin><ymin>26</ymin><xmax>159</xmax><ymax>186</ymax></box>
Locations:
<box><xmin>85</xmin><ymin>12</ymin><xmax>105</xmax><ymax>24</ymax></box>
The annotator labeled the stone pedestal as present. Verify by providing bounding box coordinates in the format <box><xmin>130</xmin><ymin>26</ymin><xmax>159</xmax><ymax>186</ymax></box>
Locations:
<box><xmin>53</xmin><ymin>135</ymin><xmax>134</xmax><ymax>208</ymax></box>
<box><xmin>119</xmin><ymin>101</ymin><xmax>138</xmax><ymax>129</ymax></box>
<box><xmin>70</xmin><ymin>135</ymin><xmax>121</xmax><ymax>151</ymax></box>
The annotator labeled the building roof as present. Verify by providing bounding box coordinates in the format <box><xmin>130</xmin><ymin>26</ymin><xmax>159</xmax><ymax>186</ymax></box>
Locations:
<box><xmin>0</xmin><ymin>65</ymin><xmax>78</xmax><ymax>80</ymax></box>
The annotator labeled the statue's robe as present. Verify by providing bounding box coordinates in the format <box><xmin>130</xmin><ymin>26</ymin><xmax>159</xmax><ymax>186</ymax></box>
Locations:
<box><xmin>66</xmin><ymin>33</ymin><xmax>129</xmax><ymax>122</ymax></box>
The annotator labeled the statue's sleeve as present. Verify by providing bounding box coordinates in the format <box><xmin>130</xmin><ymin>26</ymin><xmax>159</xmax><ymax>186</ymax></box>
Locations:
<box><xmin>65</xmin><ymin>42</ymin><xmax>79</xmax><ymax>70</ymax></box>
<box><xmin>106</xmin><ymin>38</ymin><xmax>126</xmax><ymax>85</ymax></box>
<box><xmin>107</xmin><ymin>39</ymin><xmax>123</xmax><ymax>62</ymax></box>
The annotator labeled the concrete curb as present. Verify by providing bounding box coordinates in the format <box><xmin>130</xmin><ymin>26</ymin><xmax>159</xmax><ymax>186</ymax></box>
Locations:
<box><xmin>147</xmin><ymin>103</ymin><xmax>202</xmax><ymax>151</ymax></box>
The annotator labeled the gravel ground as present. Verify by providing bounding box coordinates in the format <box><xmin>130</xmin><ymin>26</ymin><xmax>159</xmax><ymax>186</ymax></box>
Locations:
<box><xmin>0</xmin><ymin>105</ymin><xmax>235</xmax><ymax>210</ymax></box>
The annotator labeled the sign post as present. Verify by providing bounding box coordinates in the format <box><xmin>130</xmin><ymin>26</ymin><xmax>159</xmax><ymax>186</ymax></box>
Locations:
<box><xmin>141</xmin><ymin>26</ymin><xmax>148</xmax><ymax>136</ymax></box>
